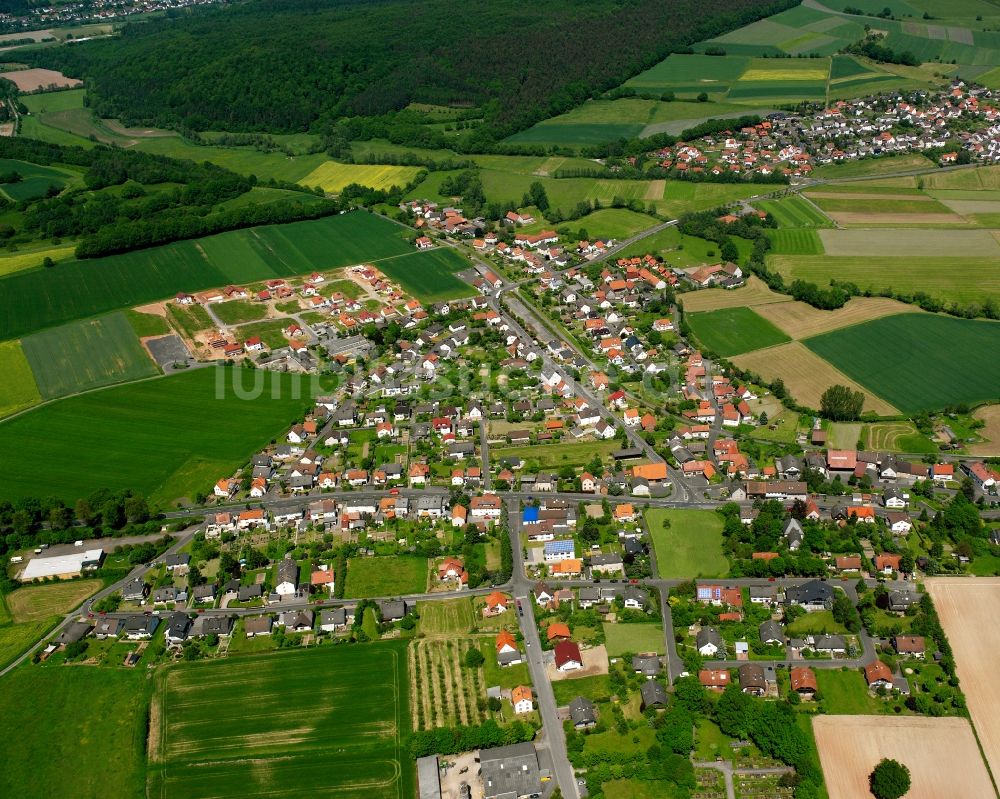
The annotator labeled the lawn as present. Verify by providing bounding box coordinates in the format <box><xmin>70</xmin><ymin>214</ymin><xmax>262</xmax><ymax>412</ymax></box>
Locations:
<box><xmin>234</xmin><ymin>318</ymin><xmax>291</xmax><ymax>349</ymax></box>
<box><xmin>20</xmin><ymin>312</ymin><xmax>159</xmax><ymax>400</ymax></box>
<box><xmin>0</xmin><ymin>157</ymin><xmax>75</xmax><ymax>201</ymax></box>
<box><xmin>149</xmin><ymin>642</ymin><xmax>412</xmax><ymax>799</ymax></box>
<box><xmin>551</xmin><ymin>673</ymin><xmax>612</xmax><ymax>706</ymax></box>
<box><xmin>418</xmin><ymin>598</ymin><xmax>477</xmax><ymax>636</ymax></box>
<box><xmin>695</xmin><ymin>718</ymin><xmax>736</xmax><ymax>762</ymax></box>
<box><xmin>602</xmin><ymin>622</ymin><xmax>664</xmax><ymax>657</ymax></box>
<box><xmin>345</xmin><ymin>556</ymin><xmax>428</xmax><ymax>598</ymax></box>
<box><xmin>211</xmin><ymin>299</ymin><xmax>268</xmax><ymax>325</ymax></box>
<box><xmin>479</xmin><ymin>638</ymin><xmax>532</xmax><ymax>689</ymax></box>
<box><xmin>646</xmin><ymin>508</ymin><xmax>728</xmax><ymax>579</ymax></box>
<box><xmin>815</xmin><ymin>668</ymin><xmax>884</xmax><ymax>714</ymax></box>
<box><xmin>687</xmin><ymin>307</ymin><xmax>791</xmax><ymax>356</ymax></box>
<box><xmin>785</xmin><ymin>611</ymin><xmax>849</xmax><ymax>636</ymax></box>
<box><xmin>804</xmin><ymin>314</ymin><xmax>1000</xmax><ymax>412</ymax></box>
<box><xmin>0</xmin><ymin>666</ymin><xmax>148</xmax><ymax>799</ymax></box>
<box><xmin>756</xmin><ymin>196</ymin><xmax>833</xmax><ymax>228</ymax></box>
<box><xmin>5</xmin><ymin>579</ymin><xmax>102</xmax><ymax>622</ymax></box>
<box><xmin>492</xmin><ymin>440</ymin><xmax>618</xmax><ymax>470</ymax></box>
<box><xmin>0</xmin><ymin>211</ymin><xmax>413</xmax><ymax>340</ymax></box>
<box><xmin>375</xmin><ymin>246</ymin><xmax>475</xmax><ymax>303</ymax></box>
<box><xmin>811</xmin><ymin>153</ymin><xmax>936</xmax><ymax>179</ymax></box>
<box><xmin>301</xmin><ymin>162</ymin><xmax>424</xmax><ymax>192</ymax></box>
<box><xmin>125</xmin><ymin>309</ymin><xmax>171</xmax><ymax>338</ymax></box>
<box><xmin>0</xmin><ymin>339</ymin><xmax>41</xmax><ymax>418</ymax></box>
<box><xmin>0</xmin><ymin>367</ymin><xmax>321</xmax><ymax>506</ymax></box>
<box><xmin>0</xmin><ymin>243</ymin><xmax>77</xmax><ymax>278</ymax></box>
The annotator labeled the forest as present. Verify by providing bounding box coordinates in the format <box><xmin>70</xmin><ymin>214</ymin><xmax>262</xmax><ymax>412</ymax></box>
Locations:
<box><xmin>30</xmin><ymin>0</ymin><xmax>798</xmax><ymax>140</ymax></box>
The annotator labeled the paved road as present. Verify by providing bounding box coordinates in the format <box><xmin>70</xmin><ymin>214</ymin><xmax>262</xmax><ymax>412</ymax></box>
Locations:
<box><xmin>479</xmin><ymin>420</ymin><xmax>492</xmax><ymax>490</ymax></box>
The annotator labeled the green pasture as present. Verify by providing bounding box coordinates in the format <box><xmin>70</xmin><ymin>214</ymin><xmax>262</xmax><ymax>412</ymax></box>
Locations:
<box><xmin>646</xmin><ymin>508</ymin><xmax>728</xmax><ymax>579</ymax></box>
<box><xmin>0</xmin><ymin>340</ymin><xmax>41</xmax><ymax>418</ymax></box>
<box><xmin>345</xmin><ymin>556</ymin><xmax>428</xmax><ymax>598</ymax></box>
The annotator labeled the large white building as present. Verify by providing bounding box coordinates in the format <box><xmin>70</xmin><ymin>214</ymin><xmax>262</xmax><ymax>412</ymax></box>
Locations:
<box><xmin>21</xmin><ymin>549</ymin><xmax>104</xmax><ymax>581</ymax></box>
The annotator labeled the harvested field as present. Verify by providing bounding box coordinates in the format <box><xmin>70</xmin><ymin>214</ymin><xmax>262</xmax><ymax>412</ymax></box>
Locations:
<box><xmin>827</xmin><ymin>423</ymin><xmax>862</xmax><ymax>450</ymax></box>
<box><xmin>804</xmin><ymin>191</ymin><xmax>934</xmax><ymax>201</ymax></box>
<box><xmin>818</xmin><ymin>227</ymin><xmax>1000</xmax><ymax>257</ymax></box>
<box><xmin>5</xmin><ymin>579</ymin><xmax>101</xmax><ymax>622</ymax></box>
<box><xmin>968</xmin><ymin>404</ymin><xmax>1000</xmax><ymax>456</ymax></box>
<box><xmin>812</xmin><ymin>715</ymin><xmax>994</xmax><ymax>799</ymax></box>
<box><xmin>731</xmin><ymin>341</ymin><xmax>898</xmax><ymax>415</ymax></box>
<box><xmin>0</xmin><ymin>68</ymin><xmax>81</xmax><ymax>91</ymax></box>
<box><xmin>679</xmin><ymin>275</ymin><xmax>787</xmax><ymax>312</ymax></box>
<box><xmin>926</xmin><ymin>576</ymin><xmax>1000</xmax><ymax>783</ymax></box>
<box><xmin>937</xmin><ymin>199</ymin><xmax>1000</xmax><ymax>215</ymax></box>
<box><xmin>752</xmin><ymin>297</ymin><xmax>921</xmax><ymax>339</ymax></box>
<box><xmin>825</xmin><ymin>212</ymin><xmax>967</xmax><ymax>226</ymax></box>
<box><xmin>644</xmin><ymin>179</ymin><xmax>665</xmax><ymax>200</ymax></box>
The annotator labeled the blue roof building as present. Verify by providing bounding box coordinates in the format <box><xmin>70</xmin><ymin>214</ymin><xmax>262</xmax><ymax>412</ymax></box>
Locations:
<box><xmin>522</xmin><ymin>506</ymin><xmax>539</xmax><ymax>525</ymax></box>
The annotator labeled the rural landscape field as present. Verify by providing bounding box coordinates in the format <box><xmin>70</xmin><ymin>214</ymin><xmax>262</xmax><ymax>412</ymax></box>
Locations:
<box><xmin>1</xmin><ymin>2</ymin><xmax>1000</xmax><ymax>799</ymax></box>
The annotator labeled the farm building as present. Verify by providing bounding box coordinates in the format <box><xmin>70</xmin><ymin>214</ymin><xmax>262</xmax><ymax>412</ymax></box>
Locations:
<box><xmin>20</xmin><ymin>549</ymin><xmax>104</xmax><ymax>581</ymax></box>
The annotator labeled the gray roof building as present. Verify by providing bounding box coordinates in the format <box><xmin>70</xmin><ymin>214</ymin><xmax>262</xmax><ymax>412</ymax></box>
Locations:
<box><xmin>639</xmin><ymin>680</ymin><xmax>668</xmax><ymax>709</ymax></box>
<box><xmin>759</xmin><ymin>620</ymin><xmax>785</xmax><ymax>645</ymax></box>
<box><xmin>478</xmin><ymin>742</ymin><xmax>541</xmax><ymax>799</ymax></box>
<box><xmin>54</xmin><ymin>620</ymin><xmax>91</xmax><ymax>646</ymax></box>
<box><xmin>568</xmin><ymin>696</ymin><xmax>597</xmax><ymax>728</ymax></box>
<box><xmin>166</xmin><ymin>611</ymin><xmax>192</xmax><ymax>643</ymax></box>
<box><xmin>631</xmin><ymin>654</ymin><xmax>662</xmax><ymax>677</ymax></box>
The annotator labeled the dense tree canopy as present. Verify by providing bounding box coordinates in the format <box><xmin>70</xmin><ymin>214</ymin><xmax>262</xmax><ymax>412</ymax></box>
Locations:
<box><xmin>31</xmin><ymin>0</ymin><xmax>798</xmax><ymax>138</ymax></box>
<box><xmin>870</xmin><ymin>758</ymin><xmax>911</xmax><ymax>799</ymax></box>
<box><xmin>820</xmin><ymin>384</ymin><xmax>865</xmax><ymax>421</ymax></box>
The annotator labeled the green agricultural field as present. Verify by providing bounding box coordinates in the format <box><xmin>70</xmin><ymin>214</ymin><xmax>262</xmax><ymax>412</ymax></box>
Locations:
<box><xmin>0</xmin><ymin>616</ymin><xmax>60</xmax><ymax>669</ymax></box>
<box><xmin>300</xmin><ymin>162</ymin><xmax>424</xmax><ymax>193</ymax></box>
<box><xmin>345</xmin><ymin>556</ymin><xmax>428</xmax><ymax>598</ymax></box>
<box><xmin>768</xmin><ymin>254</ymin><xmax>1000</xmax><ymax>306</ymax></box>
<box><xmin>624</xmin><ymin>53</ymin><xmax>752</xmax><ymax>96</ymax></box>
<box><xmin>493</xmin><ymin>440</ymin><xmax>618</xmax><ymax>470</ymax></box>
<box><xmin>0</xmin><ymin>339</ymin><xmax>41</xmax><ymax>418</ymax></box>
<box><xmin>21</xmin><ymin>312</ymin><xmax>159</xmax><ymax>400</ymax></box>
<box><xmin>602</xmin><ymin>623</ymin><xmax>664</xmax><ymax>657</ymax></box>
<box><xmin>568</xmin><ymin>207</ymin><xmax>659</xmax><ymax>239</ymax></box>
<box><xmin>211</xmin><ymin>299</ymin><xmax>268</xmax><ymax>325</ymax></box>
<box><xmin>646</xmin><ymin>508</ymin><xmax>728</xmax><ymax>579</ymax></box>
<box><xmin>375</xmin><ymin>247</ymin><xmax>474</xmax><ymax>302</ymax></box>
<box><xmin>766</xmin><ymin>228</ymin><xmax>824</xmax><ymax>254</ymax></box>
<box><xmin>0</xmin><ymin>211</ymin><xmax>413</xmax><ymax>340</ymax></box>
<box><xmin>756</xmin><ymin>196</ymin><xmax>832</xmax><ymax>228</ymax></box>
<box><xmin>0</xmin><ymin>367</ymin><xmax>322</xmax><ymax>505</ymax></box>
<box><xmin>804</xmin><ymin>314</ymin><xmax>1000</xmax><ymax>412</ymax></box>
<box><xmin>687</xmin><ymin>307</ymin><xmax>790</xmax><ymax>356</ymax></box>
<box><xmin>149</xmin><ymin>643</ymin><xmax>412</xmax><ymax>799</ymax></box>
<box><xmin>808</xmin><ymin>196</ymin><xmax>954</xmax><ymax>215</ymax></box>
<box><xmin>0</xmin><ymin>666</ymin><xmax>148</xmax><ymax>799</ymax></box>
<box><xmin>4</xmin><ymin>579</ymin><xmax>102</xmax><ymax>622</ymax></box>
<box><xmin>0</xmin><ymin>243</ymin><xmax>77</xmax><ymax>278</ymax></box>
<box><xmin>659</xmin><ymin>181</ymin><xmax>771</xmax><ymax>219</ymax></box>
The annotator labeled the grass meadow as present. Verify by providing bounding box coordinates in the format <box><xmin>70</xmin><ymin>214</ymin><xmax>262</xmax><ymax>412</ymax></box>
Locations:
<box><xmin>757</xmin><ymin>196</ymin><xmax>832</xmax><ymax>228</ymax></box>
<box><xmin>0</xmin><ymin>211</ymin><xmax>413</xmax><ymax>340</ymax></box>
<box><xmin>20</xmin><ymin>312</ymin><xmax>159</xmax><ymax>400</ymax></box>
<box><xmin>0</xmin><ymin>666</ymin><xmax>148</xmax><ymax>799</ymax></box>
<box><xmin>766</xmin><ymin>228</ymin><xmax>824</xmax><ymax>255</ymax></box>
<box><xmin>211</xmin><ymin>299</ymin><xmax>268</xmax><ymax>325</ymax></box>
<box><xmin>602</xmin><ymin>623</ymin><xmax>664</xmax><ymax>657</ymax></box>
<box><xmin>149</xmin><ymin>642</ymin><xmax>412</xmax><ymax>799</ymax></box>
<box><xmin>345</xmin><ymin>556</ymin><xmax>428</xmax><ymax>598</ymax></box>
<box><xmin>646</xmin><ymin>508</ymin><xmax>728</xmax><ymax>579</ymax></box>
<box><xmin>687</xmin><ymin>307</ymin><xmax>791</xmax><ymax>356</ymax></box>
<box><xmin>0</xmin><ymin>340</ymin><xmax>41</xmax><ymax>418</ymax></box>
<box><xmin>804</xmin><ymin>314</ymin><xmax>1000</xmax><ymax>412</ymax></box>
<box><xmin>0</xmin><ymin>367</ymin><xmax>320</xmax><ymax>505</ymax></box>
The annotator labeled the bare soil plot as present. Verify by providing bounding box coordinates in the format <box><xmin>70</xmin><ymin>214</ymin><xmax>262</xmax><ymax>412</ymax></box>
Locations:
<box><xmin>968</xmin><ymin>404</ymin><xmax>1000</xmax><ymax>456</ymax></box>
<box><xmin>680</xmin><ymin>275</ymin><xmax>787</xmax><ymax>312</ymax></box>
<box><xmin>926</xmin><ymin>576</ymin><xmax>1000</xmax><ymax>783</ymax></box>
<box><xmin>546</xmin><ymin>644</ymin><xmax>609</xmax><ymax>681</ymax></box>
<box><xmin>0</xmin><ymin>68</ymin><xmax>81</xmax><ymax>91</ymax></box>
<box><xmin>826</xmin><ymin>212</ymin><xmax>969</xmax><ymax>226</ymax></box>
<box><xmin>818</xmin><ymin>228</ymin><xmax>1000</xmax><ymax>257</ymax></box>
<box><xmin>753</xmin><ymin>297</ymin><xmax>921</xmax><ymax>339</ymax></box>
<box><xmin>937</xmin><ymin>199</ymin><xmax>1000</xmax><ymax>216</ymax></box>
<box><xmin>731</xmin><ymin>341</ymin><xmax>898</xmax><ymax>416</ymax></box>
<box><xmin>813</xmin><ymin>715</ymin><xmax>994</xmax><ymax>799</ymax></box>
